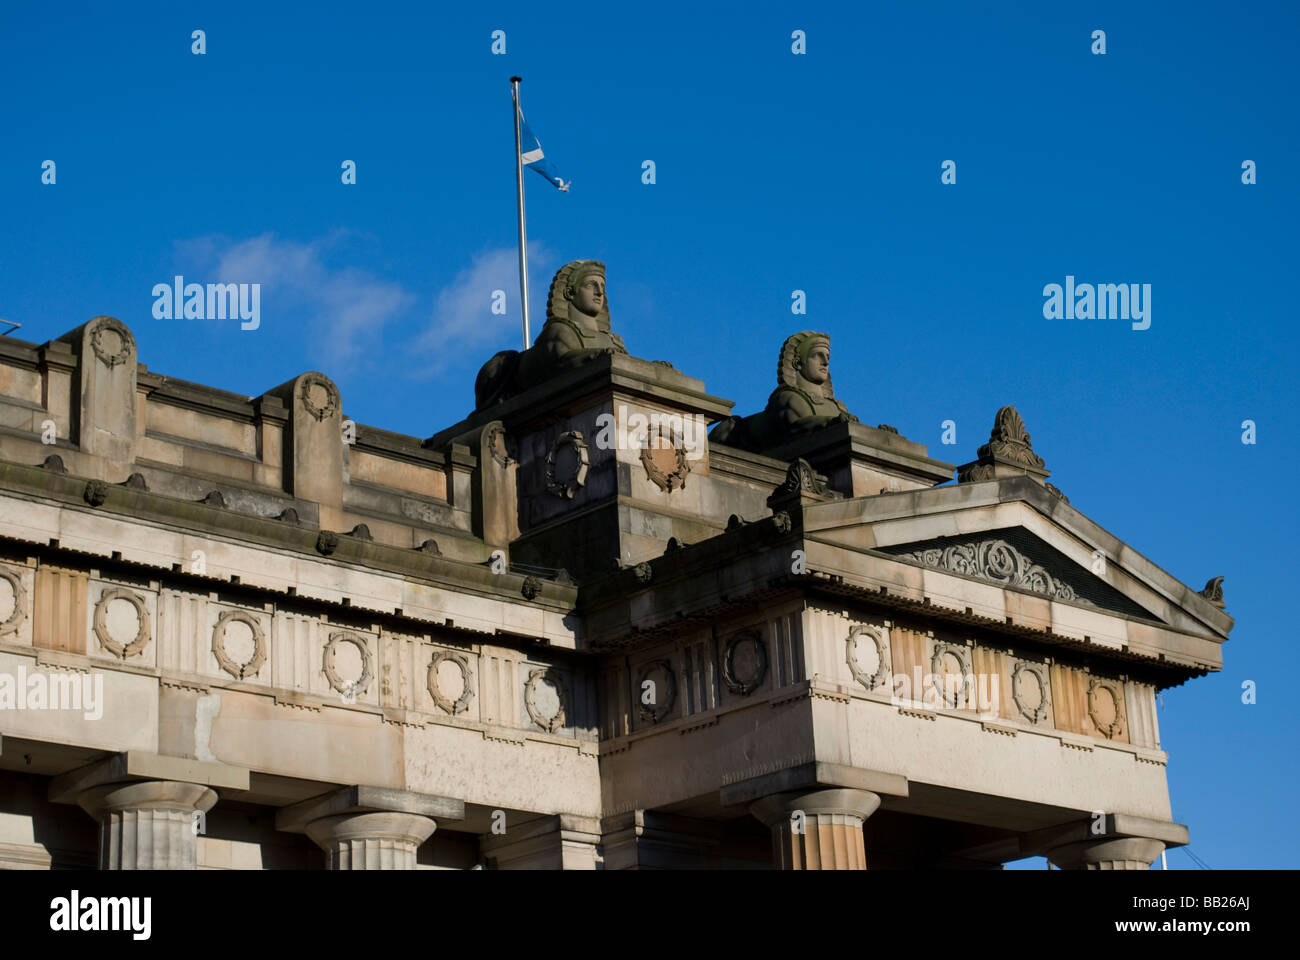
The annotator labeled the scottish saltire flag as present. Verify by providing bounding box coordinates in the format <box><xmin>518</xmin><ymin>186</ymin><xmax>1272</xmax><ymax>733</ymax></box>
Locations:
<box><xmin>519</xmin><ymin>113</ymin><xmax>570</xmax><ymax>192</ymax></box>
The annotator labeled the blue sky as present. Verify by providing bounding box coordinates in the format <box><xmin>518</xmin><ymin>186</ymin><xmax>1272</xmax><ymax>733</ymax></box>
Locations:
<box><xmin>2</xmin><ymin>1</ymin><xmax>1296</xmax><ymax>868</ymax></box>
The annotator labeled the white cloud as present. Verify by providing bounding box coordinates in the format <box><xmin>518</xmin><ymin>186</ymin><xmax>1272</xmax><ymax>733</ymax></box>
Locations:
<box><xmin>174</xmin><ymin>233</ymin><xmax>557</xmax><ymax>378</ymax></box>
<box><xmin>411</xmin><ymin>242</ymin><xmax>555</xmax><ymax>375</ymax></box>
<box><xmin>176</xmin><ymin>232</ymin><xmax>414</xmax><ymax>365</ymax></box>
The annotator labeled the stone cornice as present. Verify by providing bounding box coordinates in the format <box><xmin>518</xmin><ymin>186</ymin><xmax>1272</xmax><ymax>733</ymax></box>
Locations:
<box><xmin>425</xmin><ymin>353</ymin><xmax>735</xmax><ymax>451</ymax></box>
<box><xmin>574</xmin><ymin>504</ymin><xmax>1217</xmax><ymax>685</ymax></box>
<box><xmin>765</xmin><ymin>420</ymin><xmax>956</xmax><ymax>486</ymax></box>
<box><xmin>0</xmin><ymin>458</ymin><xmax>577</xmax><ymax>617</ymax></box>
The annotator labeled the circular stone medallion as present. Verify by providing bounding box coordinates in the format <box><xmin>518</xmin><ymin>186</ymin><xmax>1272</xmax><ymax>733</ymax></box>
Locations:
<box><xmin>845</xmin><ymin>625</ymin><xmax>889</xmax><ymax>691</ymax></box>
<box><xmin>0</xmin><ymin>569</ymin><xmax>27</xmax><ymax>637</ymax></box>
<box><xmin>323</xmin><ymin>632</ymin><xmax>373</xmax><ymax>699</ymax></box>
<box><xmin>723</xmin><ymin>630</ymin><xmax>769</xmax><ymax>696</ymax></box>
<box><xmin>93</xmin><ymin>588</ymin><xmax>151</xmax><ymax>659</ymax></box>
<box><xmin>1011</xmin><ymin>660</ymin><xmax>1051</xmax><ymax>724</ymax></box>
<box><xmin>427</xmin><ymin>650</ymin><xmax>474</xmax><ymax>715</ymax></box>
<box><xmin>525</xmin><ymin>668</ymin><xmax>569</xmax><ymax>732</ymax></box>
<box><xmin>640</xmin><ymin>427</ymin><xmax>690</xmax><ymax>492</ymax></box>
<box><xmin>638</xmin><ymin>659</ymin><xmax>678</xmax><ymax>723</ymax></box>
<box><xmin>929</xmin><ymin>642</ymin><xmax>972</xmax><ymax>708</ymax></box>
<box><xmin>545</xmin><ymin>432</ymin><xmax>589</xmax><ymax>498</ymax></box>
<box><xmin>1087</xmin><ymin>678</ymin><xmax>1125</xmax><ymax>739</ymax></box>
<box><xmin>212</xmin><ymin>610</ymin><xmax>267</xmax><ymax>680</ymax></box>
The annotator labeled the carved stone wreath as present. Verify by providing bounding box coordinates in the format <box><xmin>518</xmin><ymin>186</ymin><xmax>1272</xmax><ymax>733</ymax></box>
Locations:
<box><xmin>1087</xmin><ymin>677</ymin><xmax>1126</xmax><ymax>739</ymax></box>
<box><xmin>323</xmin><ymin>632</ymin><xmax>373</xmax><ymax>699</ymax></box>
<box><xmin>638</xmin><ymin>659</ymin><xmax>678</xmax><ymax>723</ymax></box>
<box><xmin>0</xmin><ymin>569</ymin><xmax>28</xmax><ymax>638</ymax></box>
<box><xmin>545</xmin><ymin>431</ymin><xmax>589</xmax><ymax>498</ymax></box>
<box><xmin>298</xmin><ymin>373</ymin><xmax>339</xmax><ymax>422</ymax></box>
<box><xmin>929</xmin><ymin>641</ymin><xmax>972</xmax><ymax>708</ymax></box>
<box><xmin>93</xmin><ymin>588</ymin><xmax>151</xmax><ymax>659</ymax></box>
<box><xmin>484</xmin><ymin>423</ymin><xmax>516</xmax><ymax>468</ymax></box>
<box><xmin>1011</xmin><ymin>660</ymin><xmax>1051</xmax><ymax>724</ymax></box>
<box><xmin>89</xmin><ymin>317</ymin><xmax>134</xmax><ymax>368</ymax></box>
<box><xmin>845</xmin><ymin>625</ymin><xmax>890</xmax><ymax>691</ymax></box>
<box><xmin>640</xmin><ymin>427</ymin><xmax>690</xmax><ymax>493</ymax></box>
<box><xmin>902</xmin><ymin>539</ymin><xmax>1090</xmax><ymax>605</ymax></box>
<box><xmin>525</xmin><ymin>667</ymin><xmax>569</xmax><ymax>732</ymax></box>
<box><xmin>427</xmin><ymin>650</ymin><xmax>474</xmax><ymax>715</ymax></box>
<box><xmin>723</xmin><ymin>630</ymin><xmax>769</xmax><ymax>696</ymax></box>
<box><xmin>211</xmin><ymin>610</ymin><xmax>267</xmax><ymax>680</ymax></box>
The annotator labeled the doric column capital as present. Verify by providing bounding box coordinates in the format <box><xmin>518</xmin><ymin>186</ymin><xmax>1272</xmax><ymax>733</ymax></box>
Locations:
<box><xmin>74</xmin><ymin>779</ymin><xmax>218</xmax><ymax>870</ymax></box>
<box><xmin>304</xmin><ymin>812</ymin><xmax>437</xmax><ymax>870</ymax></box>
<box><xmin>750</xmin><ymin>788</ymin><xmax>882</xmax><ymax>870</ymax></box>
<box><xmin>750</xmin><ymin>787</ymin><xmax>882</xmax><ymax>827</ymax></box>
<box><xmin>1047</xmin><ymin>837</ymin><xmax>1166</xmax><ymax>871</ymax></box>
<box><xmin>275</xmin><ymin>785</ymin><xmax>460</xmax><ymax>870</ymax></box>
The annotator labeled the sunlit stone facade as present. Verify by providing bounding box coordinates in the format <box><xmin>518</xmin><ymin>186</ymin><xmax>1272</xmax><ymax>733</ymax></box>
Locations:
<box><xmin>0</xmin><ymin>302</ymin><xmax>1229</xmax><ymax>869</ymax></box>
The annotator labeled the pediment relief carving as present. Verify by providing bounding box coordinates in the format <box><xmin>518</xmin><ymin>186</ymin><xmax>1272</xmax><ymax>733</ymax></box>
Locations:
<box><xmin>881</xmin><ymin>528</ymin><xmax>1153</xmax><ymax>619</ymax></box>
<box><xmin>905</xmin><ymin>539</ymin><xmax>1089</xmax><ymax>604</ymax></box>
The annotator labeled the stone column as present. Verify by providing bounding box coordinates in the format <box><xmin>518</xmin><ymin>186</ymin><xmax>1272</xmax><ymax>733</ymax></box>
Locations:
<box><xmin>304</xmin><ymin>812</ymin><xmax>438</xmax><ymax>870</ymax></box>
<box><xmin>76</xmin><ymin>780</ymin><xmax>217</xmax><ymax>870</ymax></box>
<box><xmin>750</xmin><ymin>788</ymin><xmax>881</xmax><ymax>870</ymax></box>
<box><xmin>276</xmin><ymin>785</ymin><xmax>463</xmax><ymax>871</ymax></box>
<box><xmin>1047</xmin><ymin>837</ymin><xmax>1166</xmax><ymax>871</ymax></box>
<box><xmin>1026</xmin><ymin>814</ymin><xmax>1184</xmax><ymax>871</ymax></box>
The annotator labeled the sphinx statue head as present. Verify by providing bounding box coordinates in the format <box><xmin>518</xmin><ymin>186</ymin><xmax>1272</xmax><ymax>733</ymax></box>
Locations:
<box><xmin>549</xmin><ymin>260</ymin><xmax>609</xmax><ymax>329</ymax></box>
<box><xmin>709</xmin><ymin>331</ymin><xmax>857</xmax><ymax>452</ymax></box>
<box><xmin>474</xmin><ymin>260</ymin><xmax>626</xmax><ymax>410</ymax></box>
<box><xmin>779</xmin><ymin>331</ymin><xmax>836</xmax><ymax>398</ymax></box>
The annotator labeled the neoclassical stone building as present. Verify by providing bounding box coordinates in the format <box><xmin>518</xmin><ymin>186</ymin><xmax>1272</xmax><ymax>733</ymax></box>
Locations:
<box><xmin>0</xmin><ymin>262</ymin><xmax>1230</xmax><ymax>869</ymax></box>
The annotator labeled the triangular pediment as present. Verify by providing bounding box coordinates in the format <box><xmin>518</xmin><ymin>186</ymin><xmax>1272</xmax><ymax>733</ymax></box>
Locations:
<box><xmin>801</xmin><ymin>476</ymin><xmax>1232</xmax><ymax>643</ymax></box>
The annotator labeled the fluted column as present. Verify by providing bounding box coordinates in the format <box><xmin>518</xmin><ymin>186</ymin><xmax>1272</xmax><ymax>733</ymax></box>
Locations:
<box><xmin>751</xmin><ymin>788</ymin><xmax>881</xmax><ymax>870</ymax></box>
<box><xmin>76</xmin><ymin>780</ymin><xmax>217</xmax><ymax>870</ymax></box>
<box><xmin>1047</xmin><ymin>837</ymin><xmax>1165</xmax><ymax>870</ymax></box>
<box><xmin>305</xmin><ymin>811</ymin><xmax>437</xmax><ymax>870</ymax></box>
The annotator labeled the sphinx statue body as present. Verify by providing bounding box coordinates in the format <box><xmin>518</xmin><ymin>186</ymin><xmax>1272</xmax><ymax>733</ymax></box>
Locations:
<box><xmin>709</xmin><ymin>331</ymin><xmax>857</xmax><ymax>452</ymax></box>
<box><xmin>475</xmin><ymin>260</ymin><xmax>627</xmax><ymax>410</ymax></box>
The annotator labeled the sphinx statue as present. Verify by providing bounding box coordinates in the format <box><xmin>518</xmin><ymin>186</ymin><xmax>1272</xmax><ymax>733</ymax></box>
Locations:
<box><xmin>709</xmin><ymin>331</ymin><xmax>858</xmax><ymax>452</ymax></box>
<box><xmin>474</xmin><ymin>260</ymin><xmax>628</xmax><ymax>410</ymax></box>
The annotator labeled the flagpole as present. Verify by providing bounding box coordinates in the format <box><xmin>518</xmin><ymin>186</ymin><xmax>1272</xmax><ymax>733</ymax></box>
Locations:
<box><xmin>510</xmin><ymin>76</ymin><xmax>531</xmax><ymax>349</ymax></box>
